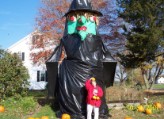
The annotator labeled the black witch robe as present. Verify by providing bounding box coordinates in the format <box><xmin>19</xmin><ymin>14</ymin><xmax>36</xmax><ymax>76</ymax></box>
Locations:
<box><xmin>47</xmin><ymin>33</ymin><xmax>114</xmax><ymax>119</ymax></box>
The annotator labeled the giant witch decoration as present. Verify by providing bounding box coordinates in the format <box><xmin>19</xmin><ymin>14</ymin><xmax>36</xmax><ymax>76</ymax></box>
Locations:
<box><xmin>46</xmin><ymin>0</ymin><xmax>117</xmax><ymax>119</ymax></box>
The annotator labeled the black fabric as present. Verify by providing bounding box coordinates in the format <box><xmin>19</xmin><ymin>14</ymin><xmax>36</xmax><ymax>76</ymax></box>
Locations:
<box><xmin>103</xmin><ymin>62</ymin><xmax>117</xmax><ymax>87</ymax></box>
<box><xmin>46</xmin><ymin>33</ymin><xmax>116</xmax><ymax>118</ymax></box>
<box><xmin>58</xmin><ymin>34</ymin><xmax>108</xmax><ymax>118</ymax></box>
<box><xmin>64</xmin><ymin>0</ymin><xmax>103</xmax><ymax>16</ymax></box>
<box><xmin>46</xmin><ymin>62</ymin><xmax>58</xmax><ymax>98</ymax></box>
<box><xmin>62</xmin><ymin>34</ymin><xmax>104</xmax><ymax>66</ymax></box>
<box><xmin>46</xmin><ymin>42</ymin><xmax>63</xmax><ymax>62</ymax></box>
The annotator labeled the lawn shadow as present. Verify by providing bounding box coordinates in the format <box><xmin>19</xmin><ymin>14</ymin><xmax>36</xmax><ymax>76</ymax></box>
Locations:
<box><xmin>36</xmin><ymin>97</ymin><xmax>60</xmax><ymax>111</ymax></box>
<box><xmin>28</xmin><ymin>90</ymin><xmax>60</xmax><ymax>112</ymax></box>
<box><xmin>36</xmin><ymin>96</ymin><xmax>61</xmax><ymax>118</ymax></box>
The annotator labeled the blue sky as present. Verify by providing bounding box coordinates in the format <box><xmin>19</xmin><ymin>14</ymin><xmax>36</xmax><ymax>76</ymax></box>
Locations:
<box><xmin>0</xmin><ymin>0</ymin><xmax>41</xmax><ymax>49</ymax></box>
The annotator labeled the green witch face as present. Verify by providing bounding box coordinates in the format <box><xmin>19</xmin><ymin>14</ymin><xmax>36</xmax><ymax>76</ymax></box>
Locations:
<box><xmin>67</xmin><ymin>13</ymin><xmax>98</xmax><ymax>40</ymax></box>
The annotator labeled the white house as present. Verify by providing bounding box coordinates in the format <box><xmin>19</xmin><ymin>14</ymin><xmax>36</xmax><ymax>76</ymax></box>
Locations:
<box><xmin>156</xmin><ymin>77</ymin><xmax>164</xmax><ymax>84</ymax></box>
<box><xmin>7</xmin><ymin>32</ymin><xmax>48</xmax><ymax>90</ymax></box>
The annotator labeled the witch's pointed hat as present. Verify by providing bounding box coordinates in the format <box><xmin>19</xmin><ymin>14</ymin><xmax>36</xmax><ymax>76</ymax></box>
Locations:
<box><xmin>64</xmin><ymin>0</ymin><xmax>103</xmax><ymax>16</ymax></box>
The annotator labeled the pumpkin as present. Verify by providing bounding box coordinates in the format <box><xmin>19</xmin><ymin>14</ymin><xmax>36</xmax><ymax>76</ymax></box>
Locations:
<box><xmin>41</xmin><ymin>116</ymin><xmax>49</xmax><ymax>119</ymax></box>
<box><xmin>93</xmin><ymin>96</ymin><xmax>97</xmax><ymax>100</ymax></box>
<box><xmin>61</xmin><ymin>113</ymin><xmax>71</xmax><ymax>119</ymax></box>
<box><xmin>27</xmin><ymin>117</ymin><xmax>35</xmax><ymax>119</ymax></box>
<box><xmin>96</xmin><ymin>96</ymin><xmax>100</xmax><ymax>100</ymax></box>
<box><xmin>124</xmin><ymin>116</ymin><xmax>132</xmax><ymax>119</ymax></box>
<box><xmin>154</xmin><ymin>102</ymin><xmax>162</xmax><ymax>109</ymax></box>
<box><xmin>137</xmin><ymin>105</ymin><xmax>144</xmax><ymax>112</ymax></box>
<box><xmin>145</xmin><ymin>108</ymin><xmax>152</xmax><ymax>115</ymax></box>
<box><xmin>0</xmin><ymin>105</ymin><xmax>5</xmax><ymax>112</ymax></box>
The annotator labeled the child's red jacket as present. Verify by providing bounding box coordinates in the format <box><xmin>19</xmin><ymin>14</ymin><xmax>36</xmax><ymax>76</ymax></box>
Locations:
<box><xmin>85</xmin><ymin>79</ymin><xmax>103</xmax><ymax>107</ymax></box>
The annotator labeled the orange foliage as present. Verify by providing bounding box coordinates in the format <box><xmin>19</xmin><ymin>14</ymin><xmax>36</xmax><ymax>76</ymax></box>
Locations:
<box><xmin>92</xmin><ymin>0</ymin><xmax>107</xmax><ymax>9</ymax></box>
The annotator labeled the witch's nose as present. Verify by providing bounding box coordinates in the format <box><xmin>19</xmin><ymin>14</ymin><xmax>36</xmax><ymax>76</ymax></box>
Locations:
<box><xmin>78</xmin><ymin>16</ymin><xmax>86</xmax><ymax>25</ymax></box>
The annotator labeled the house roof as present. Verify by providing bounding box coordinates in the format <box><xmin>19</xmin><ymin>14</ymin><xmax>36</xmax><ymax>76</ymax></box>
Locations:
<box><xmin>7</xmin><ymin>33</ymin><xmax>33</xmax><ymax>50</ymax></box>
<box><xmin>7</xmin><ymin>30</ymin><xmax>41</xmax><ymax>50</ymax></box>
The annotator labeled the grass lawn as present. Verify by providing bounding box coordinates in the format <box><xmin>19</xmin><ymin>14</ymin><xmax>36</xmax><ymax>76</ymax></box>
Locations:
<box><xmin>0</xmin><ymin>87</ymin><xmax>164</xmax><ymax>119</ymax></box>
<box><xmin>31</xmin><ymin>105</ymin><xmax>57</xmax><ymax>119</ymax></box>
<box><xmin>0</xmin><ymin>89</ymin><xmax>58</xmax><ymax>119</ymax></box>
<box><xmin>0</xmin><ymin>97</ymin><xmax>38</xmax><ymax>119</ymax></box>
<box><xmin>153</xmin><ymin>84</ymin><xmax>164</xmax><ymax>89</ymax></box>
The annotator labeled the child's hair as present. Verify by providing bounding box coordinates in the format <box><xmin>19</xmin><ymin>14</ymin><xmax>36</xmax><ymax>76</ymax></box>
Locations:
<box><xmin>67</xmin><ymin>11</ymin><xmax>99</xmax><ymax>25</ymax></box>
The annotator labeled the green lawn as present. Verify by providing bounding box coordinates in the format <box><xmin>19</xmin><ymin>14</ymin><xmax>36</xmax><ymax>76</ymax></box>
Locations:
<box><xmin>31</xmin><ymin>105</ymin><xmax>57</xmax><ymax>119</ymax></box>
<box><xmin>0</xmin><ymin>95</ymin><xmax>57</xmax><ymax>119</ymax></box>
<box><xmin>0</xmin><ymin>89</ymin><xmax>164</xmax><ymax>119</ymax></box>
<box><xmin>153</xmin><ymin>84</ymin><xmax>164</xmax><ymax>89</ymax></box>
<box><xmin>0</xmin><ymin>97</ymin><xmax>38</xmax><ymax>119</ymax></box>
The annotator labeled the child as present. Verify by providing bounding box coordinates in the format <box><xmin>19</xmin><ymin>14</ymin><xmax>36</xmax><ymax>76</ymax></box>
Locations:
<box><xmin>85</xmin><ymin>77</ymin><xmax>103</xmax><ymax>119</ymax></box>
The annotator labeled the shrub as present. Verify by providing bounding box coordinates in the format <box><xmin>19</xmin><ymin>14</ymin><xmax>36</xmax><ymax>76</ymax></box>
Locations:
<box><xmin>0</xmin><ymin>50</ymin><xmax>29</xmax><ymax>99</ymax></box>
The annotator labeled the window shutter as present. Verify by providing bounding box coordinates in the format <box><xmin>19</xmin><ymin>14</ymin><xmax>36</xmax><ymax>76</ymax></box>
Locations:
<box><xmin>22</xmin><ymin>52</ymin><xmax>25</xmax><ymax>61</ymax></box>
<box><xmin>37</xmin><ymin>71</ymin><xmax>40</xmax><ymax>82</ymax></box>
<box><xmin>45</xmin><ymin>71</ymin><xmax>48</xmax><ymax>82</ymax></box>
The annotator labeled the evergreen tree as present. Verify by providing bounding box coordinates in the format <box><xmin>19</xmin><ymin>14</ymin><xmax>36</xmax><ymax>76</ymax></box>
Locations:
<box><xmin>117</xmin><ymin>0</ymin><xmax>164</xmax><ymax>68</ymax></box>
<box><xmin>117</xmin><ymin>0</ymin><xmax>164</xmax><ymax>89</ymax></box>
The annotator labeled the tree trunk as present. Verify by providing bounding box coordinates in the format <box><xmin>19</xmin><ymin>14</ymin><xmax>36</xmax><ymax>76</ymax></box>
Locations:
<box><xmin>141</xmin><ymin>68</ymin><xmax>149</xmax><ymax>89</ymax></box>
<box><xmin>120</xmin><ymin>79</ymin><xmax>125</xmax><ymax>86</ymax></box>
<box><xmin>149</xmin><ymin>80</ymin><xmax>154</xmax><ymax>89</ymax></box>
<box><xmin>143</xmin><ymin>74</ymin><xmax>149</xmax><ymax>89</ymax></box>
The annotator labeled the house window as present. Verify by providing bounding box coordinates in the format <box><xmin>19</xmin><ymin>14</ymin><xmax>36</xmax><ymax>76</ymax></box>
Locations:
<box><xmin>37</xmin><ymin>70</ymin><xmax>47</xmax><ymax>82</ymax></box>
<box><xmin>22</xmin><ymin>52</ymin><xmax>25</xmax><ymax>61</ymax></box>
<box><xmin>32</xmin><ymin>35</ymin><xmax>39</xmax><ymax>45</ymax></box>
<box><xmin>17</xmin><ymin>52</ymin><xmax>25</xmax><ymax>61</ymax></box>
<box><xmin>32</xmin><ymin>34</ymin><xmax>43</xmax><ymax>45</ymax></box>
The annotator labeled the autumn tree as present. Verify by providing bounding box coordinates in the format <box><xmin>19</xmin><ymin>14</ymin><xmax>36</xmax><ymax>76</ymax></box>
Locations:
<box><xmin>97</xmin><ymin>0</ymin><xmax>125</xmax><ymax>56</ymax></box>
<box><xmin>117</xmin><ymin>0</ymin><xmax>164</xmax><ymax>89</ymax></box>
<box><xmin>31</xmin><ymin>0</ymin><xmax>125</xmax><ymax>65</ymax></box>
<box><xmin>31</xmin><ymin>0</ymin><xmax>70</xmax><ymax>65</ymax></box>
